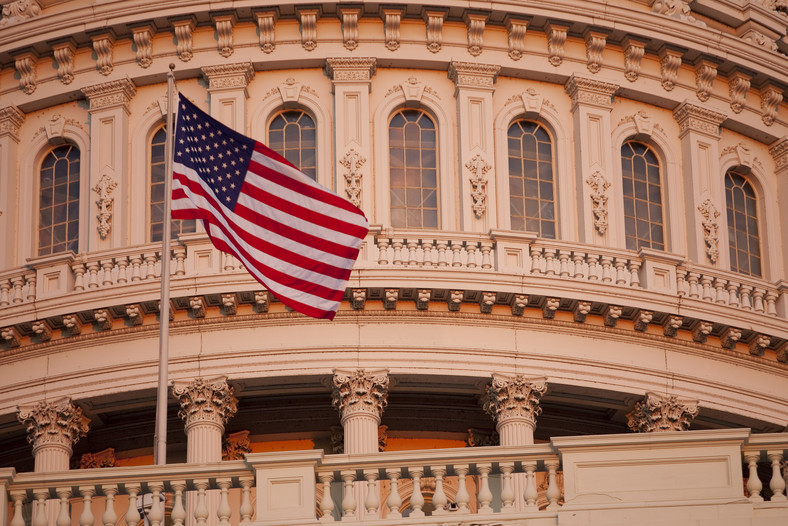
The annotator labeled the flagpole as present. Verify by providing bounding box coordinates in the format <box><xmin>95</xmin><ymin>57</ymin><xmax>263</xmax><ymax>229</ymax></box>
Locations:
<box><xmin>154</xmin><ymin>64</ymin><xmax>176</xmax><ymax>465</ymax></box>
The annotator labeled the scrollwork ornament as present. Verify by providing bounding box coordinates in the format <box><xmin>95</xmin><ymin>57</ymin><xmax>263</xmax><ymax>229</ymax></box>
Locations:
<box><xmin>465</xmin><ymin>154</ymin><xmax>491</xmax><ymax>218</ymax></box>
<box><xmin>0</xmin><ymin>0</ymin><xmax>41</xmax><ymax>27</ymax></box>
<box><xmin>340</xmin><ymin>148</ymin><xmax>366</xmax><ymax>207</ymax></box>
<box><xmin>586</xmin><ymin>171</ymin><xmax>611</xmax><ymax>235</ymax></box>
<box><xmin>697</xmin><ymin>199</ymin><xmax>720</xmax><ymax>263</ymax></box>
<box><xmin>93</xmin><ymin>174</ymin><xmax>118</xmax><ymax>239</ymax></box>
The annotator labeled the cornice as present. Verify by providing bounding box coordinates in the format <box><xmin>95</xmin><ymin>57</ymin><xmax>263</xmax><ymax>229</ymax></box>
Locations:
<box><xmin>80</xmin><ymin>77</ymin><xmax>136</xmax><ymax>111</ymax></box>
<box><xmin>673</xmin><ymin>101</ymin><xmax>728</xmax><ymax>137</ymax></box>
<box><xmin>447</xmin><ymin>60</ymin><xmax>501</xmax><ymax>91</ymax></box>
<box><xmin>201</xmin><ymin>62</ymin><xmax>255</xmax><ymax>91</ymax></box>
<box><xmin>564</xmin><ymin>75</ymin><xmax>619</xmax><ymax>110</ymax></box>
<box><xmin>324</xmin><ymin>57</ymin><xmax>376</xmax><ymax>82</ymax></box>
<box><xmin>0</xmin><ymin>105</ymin><xmax>25</xmax><ymax>140</ymax></box>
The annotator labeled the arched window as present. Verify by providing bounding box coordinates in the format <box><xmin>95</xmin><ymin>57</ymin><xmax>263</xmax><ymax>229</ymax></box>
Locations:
<box><xmin>38</xmin><ymin>145</ymin><xmax>80</xmax><ymax>256</ymax></box>
<box><xmin>150</xmin><ymin>126</ymin><xmax>196</xmax><ymax>242</ymax></box>
<box><xmin>621</xmin><ymin>141</ymin><xmax>664</xmax><ymax>251</ymax></box>
<box><xmin>508</xmin><ymin>120</ymin><xmax>556</xmax><ymax>238</ymax></box>
<box><xmin>725</xmin><ymin>168</ymin><xmax>761</xmax><ymax>277</ymax></box>
<box><xmin>389</xmin><ymin>109</ymin><xmax>438</xmax><ymax>228</ymax></box>
<box><xmin>268</xmin><ymin>110</ymin><xmax>317</xmax><ymax>180</ymax></box>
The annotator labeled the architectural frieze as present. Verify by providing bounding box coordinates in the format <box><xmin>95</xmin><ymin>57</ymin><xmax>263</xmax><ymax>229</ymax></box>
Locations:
<box><xmin>0</xmin><ymin>105</ymin><xmax>25</xmax><ymax>140</ymax></box>
<box><xmin>769</xmin><ymin>136</ymin><xmax>788</xmax><ymax>170</ymax></box>
<box><xmin>673</xmin><ymin>102</ymin><xmax>727</xmax><ymax>137</ymax></box>
<box><xmin>331</xmin><ymin>369</ymin><xmax>389</xmax><ymax>419</ymax></box>
<box><xmin>201</xmin><ymin>62</ymin><xmax>255</xmax><ymax>91</ymax></box>
<box><xmin>325</xmin><ymin>57</ymin><xmax>376</xmax><ymax>83</ymax></box>
<box><xmin>222</xmin><ymin>430</ymin><xmax>251</xmax><ymax>460</ymax></box>
<box><xmin>79</xmin><ymin>447</ymin><xmax>116</xmax><ymax>469</ymax></box>
<box><xmin>81</xmin><ymin>78</ymin><xmax>137</xmax><ymax>111</ymax></box>
<box><xmin>448</xmin><ymin>61</ymin><xmax>500</xmax><ymax>91</ymax></box>
<box><xmin>564</xmin><ymin>75</ymin><xmax>618</xmax><ymax>109</ymax></box>
<box><xmin>626</xmin><ymin>392</ymin><xmax>699</xmax><ymax>432</ymax></box>
<box><xmin>0</xmin><ymin>0</ymin><xmax>40</xmax><ymax>27</ymax></box>
<box><xmin>483</xmin><ymin>374</ymin><xmax>547</xmax><ymax>426</ymax></box>
<box><xmin>651</xmin><ymin>0</ymin><xmax>705</xmax><ymax>26</ymax></box>
<box><xmin>172</xmin><ymin>377</ymin><xmax>238</xmax><ymax>429</ymax></box>
<box><xmin>17</xmin><ymin>397</ymin><xmax>90</xmax><ymax>449</ymax></box>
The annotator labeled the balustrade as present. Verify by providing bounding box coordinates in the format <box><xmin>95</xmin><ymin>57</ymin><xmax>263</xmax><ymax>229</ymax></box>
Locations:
<box><xmin>742</xmin><ymin>434</ymin><xmax>788</xmax><ymax>504</ymax></box>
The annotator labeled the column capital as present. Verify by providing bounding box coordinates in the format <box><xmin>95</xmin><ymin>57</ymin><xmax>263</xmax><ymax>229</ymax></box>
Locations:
<box><xmin>564</xmin><ymin>74</ymin><xmax>618</xmax><ymax>110</ymax></box>
<box><xmin>81</xmin><ymin>77</ymin><xmax>137</xmax><ymax>112</ymax></box>
<box><xmin>325</xmin><ymin>57</ymin><xmax>377</xmax><ymax>84</ymax></box>
<box><xmin>201</xmin><ymin>62</ymin><xmax>255</xmax><ymax>92</ymax></box>
<box><xmin>483</xmin><ymin>374</ymin><xmax>547</xmax><ymax>426</ymax></box>
<box><xmin>673</xmin><ymin>101</ymin><xmax>726</xmax><ymax>138</ymax></box>
<box><xmin>448</xmin><ymin>60</ymin><xmax>500</xmax><ymax>91</ymax></box>
<box><xmin>626</xmin><ymin>391</ymin><xmax>699</xmax><ymax>432</ymax></box>
<box><xmin>331</xmin><ymin>369</ymin><xmax>389</xmax><ymax>421</ymax></box>
<box><xmin>172</xmin><ymin>376</ymin><xmax>238</xmax><ymax>430</ymax></box>
<box><xmin>0</xmin><ymin>105</ymin><xmax>25</xmax><ymax>141</ymax></box>
<box><xmin>769</xmin><ymin>136</ymin><xmax>788</xmax><ymax>173</ymax></box>
<box><xmin>17</xmin><ymin>397</ymin><xmax>90</xmax><ymax>451</ymax></box>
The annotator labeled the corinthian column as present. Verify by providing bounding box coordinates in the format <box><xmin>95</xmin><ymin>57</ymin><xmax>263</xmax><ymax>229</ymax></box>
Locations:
<box><xmin>17</xmin><ymin>398</ymin><xmax>90</xmax><ymax>472</ymax></box>
<box><xmin>626</xmin><ymin>392</ymin><xmax>699</xmax><ymax>432</ymax></box>
<box><xmin>172</xmin><ymin>377</ymin><xmax>238</xmax><ymax>462</ymax></box>
<box><xmin>331</xmin><ymin>370</ymin><xmax>389</xmax><ymax>454</ymax></box>
<box><xmin>483</xmin><ymin>374</ymin><xmax>547</xmax><ymax>446</ymax></box>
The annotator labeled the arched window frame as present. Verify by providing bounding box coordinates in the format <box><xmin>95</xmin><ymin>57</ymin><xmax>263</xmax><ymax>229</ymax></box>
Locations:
<box><xmin>266</xmin><ymin>109</ymin><xmax>318</xmax><ymax>181</ymax></box>
<box><xmin>620</xmin><ymin>140</ymin><xmax>665</xmax><ymax>252</ymax></box>
<box><xmin>37</xmin><ymin>144</ymin><xmax>81</xmax><ymax>256</ymax></box>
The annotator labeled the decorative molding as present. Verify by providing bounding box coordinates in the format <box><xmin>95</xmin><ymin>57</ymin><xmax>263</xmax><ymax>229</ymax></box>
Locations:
<box><xmin>131</xmin><ymin>25</ymin><xmax>154</xmax><ymax>68</ymax></box>
<box><xmin>467</xmin><ymin>428</ymin><xmax>499</xmax><ymax>447</ymax></box>
<box><xmin>125</xmin><ymin>304</ymin><xmax>143</xmax><ymax>326</ymax></box>
<box><xmin>0</xmin><ymin>0</ymin><xmax>41</xmax><ymax>27</ymax></box>
<box><xmin>759</xmin><ymin>83</ymin><xmax>783</xmax><ymax>126</ymax></box>
<box><xmin>512</xmin><ymin>294</ymin><xmax>529</xmax><ymax>316</ymax></box>
<box><xmin>17</xmin><ymin>398</ymin><xmax>90</xmax><ymax>450</ymax></box>
<box><xmin>622</xmin><ymin>37</ymin><xmax>646</xmax><ymax>82</ymax></box>
<box><xmin>749</xmin><ymin>334</ymin><xmax>771</xmax><ymax>356</ymax></box>
<box><xmin>448</xmin><ymin>61</ymin><xmax>500</xmax><ymax>91</ymax></box>
<box><xmin>545</xmin><ymin>23</ymin><xmax>569</xmax><ymax>67</ymax></box>
<box><xmin>618</xmin><ymin>110</ymin><xmax>655</xmax><ymax>137</ymax></box>
<box><xmin>325</xmin><ymin>57</ymin><xmax>377</xmax><ymax>82</ymax></box>
<box><xmin>172</xmin><ymin>17</ymin><xmax>196</xmax><ymax>62</ymax></box>
<box><xmin>90</xmin><ymin>32</ymin><xmax>115</xmax><ymax>76</ymax></box>
<box><xmin>201</xmin><ymin>62</ymin><xmax>255</xmax><ymax>91</ymax></box>
<box><xmin>728</xmin><ymin>72</ymin><xmax>751</xmax><ymax>114</ymax></box>
<box><xmin>586</xmin><ymin>170</ymin><xmax>611</xmax><ymax>235</ymax></box>
<box><xmin>255</xmin><ymin>10</ymin><xmax>278</xmax><ymax>53</ymax></box>
<box><xmin>384</xmin><ymin>288</ymin><xmax>398</xmax><ymax>310</ymax></box>
<box><xmin>31</xmin><ymin>320</ymin><xmax>51</xmax><ymax>341</ymax></box>
<box><xmin>673</xmin><ymin>102</ymin><xmax>726</xmax><ymax>137</ymax></box>
<box><xmin>189</xmin><ymin>296</ymin><xmax>206</xmax><ymax>318</ymax></box>
<box><xmin>692</xmin><ymin>320</ymin><xmax>713</xmax><ymax>343</ymax></box>
<box><xmin>694</xmin><ymin>59</ymin><xmax>717</xmax><ymax>102</ymax></box>
<box><xmin>720</xmin><ymin>327</ymin><xmax>742</xmax><ymax>350</ymax></box>
<box><xmin>483</xmin><ymin>374</ymin><xmax>547</xmax><ymax>427</ymax></box>
<box><xmin>212</xmin><ymin>13</ymin><xmax>237</xmax><ymax>58</ymax></box>
<box><xmin>276</xmin><ymin>77</ymin><xmax>311</xmax><ymax>103</ymax></box>
<box><xmin>658</xmin><ymin>46</ymin><xmax>683</xmax><ymax>91</ymax></box>
<box><xmin>340</xmin><ymin>148</ymin><xmax>366</xmax><ymax>207</ymax></box>
<box><xmin>93</xmin><ymin>174</ymin><xmax>118</xmax><ymax>240</ymax></box>
<box><xmin>416</xmin><ymin>289</ymin><xmax>431</xmax><ymax>310</ymax></box>
<box><xmin>604</xmin><ymin>305</ymin><xmax>622</xmax><ymax>327</ymax></box>
<box><xmin>52</xmin><ymin>41</ymin><xmax>76</xmax><ymax>84</ymax></box>
<box><xmin>663</xmin><ymin>315</ymin><xmax>683</xmax><ymax>337</ymax></box>
<box><xmin>386</xmin><ymin>77</ymin><xmax>439</xmax><ymax>100</ymax></box>
<box><xmin>466</xmin><ymin>154</ymin><xmax>491</xmax><ymax>218</ymax></box>
<box><xmin>254</xmin><ymin>290</ymin><xmax>269</xmax><ymax>313</ymax></box>
<box><xmin>14</xmin><ymin>52</ymin><xmax>37</xmax><ymax>95</ymax></box>
<box><xmin>573</xmin><ymin>301</ymin><xmax>591</xmax><ymax>323</ymax></box>
<box><xmin>382</xmin><ymin>8</ymin><xmax>402</xmax><ymax>51</ymax></box>
<box><xmin>564</xmin><ymin>75</ymin><xmax>618</xmax><ymax>109</ymax></box>
<box><xmin>722</xmin><ymin>142</ymin><xmax>753</xmax><ymax>169</ymax></box>
<box><xmin>297</xmin><ymin>8</ymin><xmax>319</xmax><ymax>51</ymax></box>
<box><xmin>769</xmin><ymin>136</ymin><xmax>788</xmax><ymax>171</ymax></box>
<box><xmin>93</xmin><ymin>309</ymin><xmax>112</xmax><ymax>330</ymax></box>
<box><xmin>351</xmin><ymin>288</ymin><xmax>366</xmax><ymax>310</ymax></box>
<box><xmin>0</xmin><ymin>105</ymin><xmax>25</xmax><ymax>141</ymax></box>
<box><xmin>423</xmin><ymin>9</ymin><xmax>446</xmax><ymax>53</ymax></box>
<box><xmin>81</xmin><ymin>78</ymin><xmax>137</xmax><ymax>111</ymax></box>
<box><xmin>505</xmin><ymin>17</ymin><xmax>528</xmax><ymax>60</ymax></box>
<box><xmin>448</xmin><ymin>290</ymin><xmax>463</xmax><ymax>311</ymax></box>
<box><xmin>62</xmin><ymin>314</ymin><xmax>82</xmax><ymax>336</ymax></box>
<box><xmin>741</xmin><ymin>29</ymin><xmax>778</xmax><ymax>52</ymax></box>
<box><xmin>221</xmin><ymin>293</ymin><xmax>237</xmax><ymax>315</ymax></box>
<box><xmin>172</xmin><ymin>377</ymin><xmax>238</xmax><ymax>429</ymax></box>
<box><xmin>651</xmin><ymin>0</ymin><xmax>705</xmax><ymax>26</ymax></box>
<box><xmin>222</xmin><ymin>430</ymin><xmax>251</xmax><ymax>460</ymax></box>
<box><xmin>339</xmin><ymin>7</ymin><xmax>360</xmax><ymax>51</ymax></box>
<box><xmin>697</xmin><ymin>199</ymin><xmax>720</xmax><ymax>264</ymax></box>
<box><xmin>80</xmin><ymin>448</ymin><xmax>116</xmax><ymax>469</ymax></box>
<box><xmin>331</xmin><ymin>369</ymin><xmax>389</xmax><ymax>420</ymax></box>
<box><xmin>633</xmin><ymin>310</ymin><xmax>653</xmax><ymax>332</ymax></box>
<box><xmin>1</xmin><ymin>326</ymin><xmax>21</xmax><ymax>347</ymax></box>
<box><xmin>45</xmin><ymin>114</ymin><xmax>66</xmax><ymax>142</ymax></box>
<box><xmin>584</xmin><ymin>29</ymin><xmax>607</xmax><ymax>74</ymax></box>
<box><xmin>542</xmin><ymin>297</ymin><xmax>560</xmax><ymax>319</ymax></box>
<box><xmin>626</xmin><ymin>392</ymin><xmax>699</xmax><ymax>432</ymax></box>
<box><xmin>464</xmin><ymin>12</ymin><xmax>488</xmax><ymax>57</ymax></box>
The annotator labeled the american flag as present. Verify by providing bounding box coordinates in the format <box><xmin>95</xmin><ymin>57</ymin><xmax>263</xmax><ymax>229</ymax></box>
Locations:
<box><xmin>171</xmin><ymin>93</ymin><xmax>369</xmax><ymax>320</ymax></box>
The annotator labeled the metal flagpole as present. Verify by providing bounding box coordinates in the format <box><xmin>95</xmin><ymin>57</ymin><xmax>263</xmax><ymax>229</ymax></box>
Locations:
<box><xmin>154</xmin><ymin>63</ymin><xmax>176</xmax><ymax>465</ymax></box>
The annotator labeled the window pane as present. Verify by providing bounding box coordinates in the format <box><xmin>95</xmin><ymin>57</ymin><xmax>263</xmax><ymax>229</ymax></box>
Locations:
<box><xmin>622</xmin><ymin>141</ymin><xmax>664</xmax><ymax>251</ymax></box>
<box><xmin>725</xmin><ymin>168</ymin><xmax>761</xmax><ymax>276</ymax></box>
<box><xmin>268</xmin><ymin>110</ymin><xmax>317</xmax><ymax>181</ymax></box>
<box><xmin>508</xmin><ymin>120</ymin><xmax>555</xmax><ymax>236</ymax></box>
<box><xmin>39</xmin><ymin>145</ymin><xmax>79</xmax><ymax>256</ymax></box>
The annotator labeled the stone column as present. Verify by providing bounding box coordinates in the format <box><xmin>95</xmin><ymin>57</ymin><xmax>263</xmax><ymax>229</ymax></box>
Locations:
<box><xmin>626</xmin><ymin>392</ymin><xmax>699</xmax><ymax>432</ymax></box>
<box><xmin>81</xmin><ymin>79</ymin><xmax>137</xmax><ymax>251</ymax></box>
<box><xmin>564</xmin><ymin>75</ymin><xmax>619</xmax><ymax>246</ymax></box>
<box><xmin>17</xmin><ymin>398</ymin><xmax>90</xmax><ymax>472</ymax></box>
<box><xmin>0</xmin><ymin>105</ymin><xmax>24</xmax><ymax>268</ymax></box>
<box><xmin>331</xmin><ymin>370</ymin><xmax>389</xmax><ymax>454</ymax></box>
<box><xmin>325</xmin><ymin>57</ymin><xmax>376</xmax><ymax>208</ymax></box>
<box><xmin>172</xmin><ymin>377</ymin><xmax>238</xmax><ymax>462</ymax></box>
<box><xmin>483</xmin><ymin>374</ymin><xmax>547</xmax><ymax>446</ymax></box>
<box><xmin>673</xmin><ymin>103</ymin><xmax>727</xmax><ymax>267</ymax></box>
<box><xmin>201</xmin><ymin>62</ymin><xmax>255</xmax><ymax>133</ymax></box>
<box><xmin>448</xmin><ymin>61</ymin><xmax>501</xmax><ymax>232</ymax></box>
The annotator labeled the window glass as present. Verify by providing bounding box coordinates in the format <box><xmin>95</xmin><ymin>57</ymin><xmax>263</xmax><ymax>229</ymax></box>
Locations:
<box><xmin>150</xmin><ymin>126</ymin><xmax>196</xmax><ymax>241</ymax></box>
<box><xmin>621</xmin><ymin>141</ymin><xmax>664</xmax><ymax>251</ymax></box>
<box><xmin>725</xmin><ymin>168</ymin><xmax>761</xmax><ymax>277</ymax></box>
<box><xmin>39</xmin><ymin>145</ymin><xmax>80</xmax><ymax>256</ymax></box>
<box><xmin>508</xmin><ymin>120</ymin><xmax>556</xmax><ymax>238</ymax></box>
<box><xmin>268</xmin><ymin>110</ymin><xmax>317</xmax><ymax>180</ymax></box>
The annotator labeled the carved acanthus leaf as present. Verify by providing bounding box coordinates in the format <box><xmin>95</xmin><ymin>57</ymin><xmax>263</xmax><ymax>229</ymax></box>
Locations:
<box><xmin>17</xmin><ymin>398</ymin><xmax>90</xmax><ymax>448</ymax></box>
<box><xmin>332</xmin><ymin>369</ymin><xmax>389</xmax><ymax>419</ymax></box>
<box><xmin>626</xmin><ymin>392</ymin><xmax>699</xmax><ymax>432</ymax></box>
<box><xmin>483</xmin><ymin>374</ymin><xmax>547</xmax><ymax>426</ymax></box>
<box><xmin>172</xmin><ymin>377</ymin><xmax>238</xmax><ymax>428</ymax></box>
<box><xmin>93</xmin><ymin>174</ymin><xmax>118</xmax><ymax>239</ymax></box>
<box><xmin>586</xmin><ymin>171</ymin><xmax>611</xmax><ymax>235</ymax></box>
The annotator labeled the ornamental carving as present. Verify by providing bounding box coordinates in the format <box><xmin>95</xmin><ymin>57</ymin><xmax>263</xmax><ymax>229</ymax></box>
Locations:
<box><xmin>618</xmin><ymin>110</ymin><xmax>656</xmax><ymax>137</ymax></box>
<box><xmin>483</xmin><ymin>374</ymin><xmax>547</xmax><ymax>426</ymax></box>
<box><xmin>132</xmin><ymin>26</ymin><xmax>154</xmax><ymax>68</ymax></box>
<box><xmin>173</xmin><ymin>18</ymin><xmax>195</xmax><ymax>62</ymax></box>
<box><xmin>505</xmin><ymin>18</ymin><xmax>527</xmax><ymax>60</ymax></box>
<box><xmin>331</xmin><ymin>369</ymin><xmax>389</xmax><ymax>419</ymax></box>
<box><xmin>584</xmin><ymin>30</ymin><xmax>607</xmax><ymax>74</ymax></box>
<box><xmin>651</xmin><ymin>0</ymin><xmax>705</xmax><ymax>26</ymax></box>
<box><xmin>172</xmin><ymin>377</ymin><xmax>238</xmax><ymax>428</ymax></box>
<box><xmin>694</xmin><ymin>59</ymin><xmax>717</xmax><ymax>102</ymax></box>
<box><xmin>93</xmin><ymin>174</ymin><xmax>117</xmax><ymax>239</ymax></box>
<box><xmin>467</xmin><ymin>428</ymin><xmax>500</xmax><ymax>447</ymax></box>
<box><xmin>256</xmin><ymin>11</ymin><xmax>277</xmax><ymax>53</ymax></box>
<box><xmin>339</xmin><ymin>8</ymin><xmax>360</xmax><ymax>51</ymax></box>
<box><xmin>222</xmin><ymin>430</ymin><xmax>251</xmax><ymax>460</ymax></box>
<box><xmin>423</xmin><ymin>10</ymin><xmax>446</xmax><ymax>53</ymax></box>
<box><xmin>17</xmin><ymin>398</ymin><xmax>90</xmax><ymax>449</ymax></box>
<box><xmin>565</xmin><ymin>75</ymin><xmax>618</xmax><ymax>109</ymax></box>
<box><xmin>325</xmin><ymin>57</ymin><xmax>377</xmax><ymax>82</ymax></box>
<box><xmin>0</xmin><ymin>0</ymin><xmax>41</xmax><ymax>27</ymax></box>
<box><xmin>586</xmin><ymin>171</ymin><xmax>611</xmax><ymax>235</ymax></box>
<box><xmin>769</xmin><ymin>137</ymin><xmax>788</xmax><ymax>171</ymax></box>
<box><xmin>728</xmin><ymin>72</ymin><xmax>751</xmax><ymax>114</ymax></box>
<box><xmin>546</xmin><ymin>23</ymin><xmax>568</xmax><ymax>67</ymax></box>
<box><xmin>626</xmin><ymin>392</ymin><xmax>699</xmax><ymax>432</ymax></box>
<box><xmin>201</xmin><ymin>62</ymin><xmax>255</xmax><ymax>91</ymax></box>
<box><xmin>673</xmin><ymin>102</ymin><xmax>726</xmax><ymax>137</ymax></box>
<box><xmin>340</xmin><ymin>148</ymin><xmax>366</xmax><ymax>207</ymax></box>
<box><xmin>622</xmin><ymin>38</ymin><xmax>646</xmax><ymax>82</ymax></box>
<box><xmin>298</xmin><ymin>8</ymin><xmax>319</xmax><ymax>51</ymax></box>
<box><xmin>448</xmin><ymin>61</ymin><xmax>500</xmax><ymax>90</ymax></box>
<box><xmin>382</xmin><ymin>8</ymin><xmax>402</xmax><ymax>51</ymax></box>
<box><xmin>760</xmin><ymin>84</ymin><xmax>783</xmax><ymax>126</ymax></box>
<box><xmin>81</xmin><ymin>78</ymin><xmax>137</xmax><ymax>111</ymax></box>
<box><xmin>14</xmin><ymin>53</ymin><xmax>36</xmax><ymax>95</ymax></box>
<box><xmin>91</xmin><ymin>33</ymin><xmax>115</xmax><ymax>76</ymax></box>
<box><xmin>466</xmin><ymin>154</ymin><xmax>491</xmax><ymax>218</ymax></box>
<box><xmin>52</xmin><ymin>41</ymin><xmax>76</xmax><ymax>84</ymax></box>
<box><xmin>658</xmin><ymin>47</ymin><xmax>682</xmax><ymax>91</ymax></box>
<box><xmin>80</xmin><ymin>448</ymin><xmax>116</xmax><ymax>469</ymax></box>
<box><xmin>0</xmin><ymin>106</ymin><xmax>25</xmax><ymax>140</ymax></box>
<box><xmin>742</xmin><ymin>29</ymin><xmax>778</xmax><ymax>52</ymax></box>
<box><xmin>464</xmin><ymin>12</ymin><xmax>487</xmax><ymax>57</ymax></box>
<box><xmin>213</xmin><ymin>14</ymin><xmax>236</xmax><ymax>58</ymax></box>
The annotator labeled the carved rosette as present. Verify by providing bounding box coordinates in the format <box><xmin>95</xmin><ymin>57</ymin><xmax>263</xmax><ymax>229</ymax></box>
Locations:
<box><xmin>626</xmin><ymin>392</ymin><xmax>699</xmax><ymax>432</ymax></box>
<box><xmin>17</xmin><ymin>398</ymin><xmax>90</xmax><ymax>452</ymax></box>
<box><xmin>697</xmin><ymin>198</ymin><xmax>720</xmax><ymax>263</ymax></box>
<box><xmin>483</xmin><ymin>374</ymin><xmax>547</xmax><ymax>427</ymax></box>
<box><xmin>93</xmin><ymin>174</ymin><xmax>118</xmax><ymax>239</ymax></box>
<box><xmin>466</xmin><ymin>154</ymin><xmax>491</xmax><ymax>218</ymax></box>
<box><xmin>0</xmin><ymin>0</ymin><xmax>41</xmax><ymax>27</ymax></box>
<box><xmin>586</xmin><ymin>171</ymin><xmax>611</xmax><ymax>235</ymax></box>
<box><xmin>172</xmin><ymin>377</ymin><xmax>238</xmax><ymax>431</ymax></box>
<box><xmin>331</xmin><ymin>369</ymin><xmax>389</xmax><ymax>422</ymax></box>
<box><xmin>340</xmin><ymin>148</ymin><xmax>366</xmax><ymax>207</ymax></box>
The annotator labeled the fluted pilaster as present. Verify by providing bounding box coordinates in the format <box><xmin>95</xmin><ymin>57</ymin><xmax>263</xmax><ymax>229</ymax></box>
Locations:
<box><xmin>17</xmin><ymin>398</ymin><xmax>89</xmax><ymax>471</ymax></box>
<box><xmin>331</xmin><ymin>370</ymin><xmax>389</xmax><ymax>454</ymax></box>
<box><xmin>483</xmin><ymin>374</ymin><xmax>547</xmax><ymax>446</ymax></box>
<box><xmin>626</xmin><ymin>392</ymin><xmax>699</xmax><ymax>432</ymax></box>
<box><xmin>172</xmin><ymin>377</ymin><xmax>238</xmax><ymax>463</ymax></box>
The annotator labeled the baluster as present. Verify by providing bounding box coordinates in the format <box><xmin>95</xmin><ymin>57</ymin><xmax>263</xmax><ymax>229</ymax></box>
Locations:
<box><xmin>701</xmin><ymin>276</ymin><xmax>713</xmax><ymax>301</ymax></box>
<box><xmin>572</xmin><ymin>253</ymin><xmax>586</xmax><ymax>279</ymax></box>
<box><xmin>436</xmin><ymin>240</ymin><xmax>449</xmax><ymax>266</ymax></box>
<box><xmin>628</xmin><ymin>259</ymin><xmax>641</xmax><ymax>287</ymax></box>
<box><xmin>466</xmin><ymin>242</ymin><xmax>478</xmax><ymax>268</ymax></box>
<box><xmin>530</xmin><ymin>247</ymin><xmax>543</xmax><ymax>275</ymax></box>
<box><xmin>79</xmin><ymin>487</ymin><xmax>95</xmax><ymax>526</ymax></box>
<box><xmin>317</xmin><ymin>473</ymin><xmax>334</xmax><ymax>521</ymax></box>
<box><xmin>600</xmin><ymin>256</ymin><xmax>613</xmax><ymax>282</ymax></box>
<box><xmin>376</xmin><ymin>237</ymin><xmax>390</xmax><ymax>265</ymax></box>
<box><xmin>422</xmin><ymin>240</ymin><xmax>435</xmax><ymax>266</ymax></box>
<box><xmin>239</xmin><ymin>478</ymin><xmax>254</xmax><ymax>526</ymax></box>
<box><xmin>499</xmin><ymin>462</ymin><xmax>515</xmax><ymax>512</ymax></box>
<box><xmin>767</xmin><ymin>451</ymin><xmax>787</xmax><ymax>501</ymax></box>
<box><xmin>752</xmin><ymin>289</ymin><xmax>765</xmax><ymax>313</ymax></box>
<box><xmin>87</xmin><ymin>262</ymin><xmax>100</xmax><ymax>288</ymax></box>
<box><xmin>544</xmin><ymin>249</ymin><xmax>557</xmax><ymax>276</ymax></box>
<box><xmin>744</xmin><ymin>452</ymin><xmax>763</xmax><ymax>502</ymax></box>
<box><xmin>173</xmin><ymin>247</ymin><xmax>187</xmax><ymax>276</ymax></box>
<box><xmin>25</xmin><ymin>273</ymin><xmax>36</xmax><ymax>301</ymax></box>
<box><xmin>676</xmin><ymin>269</ymin><xmax>687</xmax><ymax>296</ymax></box>
<box><xmin>545</xmin><ymin>459</ymin><xmax>561</xmax><ymax>510</ymax></box>
<box><xmin>450</xmin><ymin>241</ymin><xmax>463</xmax><ymax>267</ymax></box>
<box><xmin>363</xmin><ymin>469</ymin><xmax>380</xmax><ymax>515</ymax></box>
<box><xmin>614</xmin><ymin>259</ymin><xmax>627</xmax><ymax>285</ymax></box>
<box><xmin>391</xmin><ymin>239</ymin><xmax>404</xmax><ymax>265</ymax></box>
<box><xmin>523</xmin><ymin>462</ymin><xmax>538</xmax><ymax>510</ymax></box>
<box><xmin>115</xmin><ymin>257</ymin><xmax>129</xmax><ymax>283</ymax></box>
<box><xmin>406</xmin><ymin>240</ymin><xmax>419</xmax><ymax>266</ymax></box>
<box><xmin>558</xmin><ymin>251</ymin><xmax>570</xmax><ymax>277</ymax></box>
<box><xmin>766</xmin><ymin>292</ymin><xmax>778</xmax><ymax>315</ymax></box>
<box><xmin>130</xmin><ymin>256</ymin><xmax>143</xmax><ymax>281</ymax></box>
<box><xmin>480</xmin><ymin>241</ymin><xmax>493</xmax><ymax>269</ymax></box>
<box><xmin>407</xmin><ymin>467</ymin><xmax>425</xmax><ymax>517</ymax></box>
<box><xmin>193</xmin><ymin>479</ymin><xmax>209</xmax><ymax>526</ymax></box>
<box><xmin>454</xmin><ymin>465</ymin><xmax>470</xmax><ymax>513</ymax></box>
<box><xmin>476</xmin><ymin>463</ymin><xmax>493</xmax><ymax>514</ymax></box>
<box><xmin>714</xmin><ymin>278</ymin><xmax>727</xmax><ymax>304</ymax></box>
<box><xmin>687</xmin><ymin>272</ymin><xmax>700</xmax><ymax>298</ymax></box>
<box><xmin>72</xmin><ymin>262</ymin><xmax>86</xmax><ymax>291</ymax></box>
<box><xmin>32</xmin><ymin>490</ymin><xmax>48</xmax><ymax>526</ymax></box>
<box><xmin>148</xmin><ymin>482</ymin><xmax>164</xmax><ymax>526</ymax></box>
<box><xmin>223</xmin><ymin>253</ymin><xmax>235</xmax><ymax>271</ymax></box>
<box><xmin>56</xmin><ymin>488</ymin><xmax>71</xmax><ymax>526</ymax></box>
<box><xmin>216</xmin><ymin>478</ymin><xmax>232</xmax><ymax>526</ymax></box>
<box><xmin>170</xmin><ymin>481</ymin><xmax>186</xmax><ymax>526</ymax></box>
<box><xmin>10</xmin><ymin>490</ymin><xmax>26</xmax><ymax>526</ymax></box>
<box><xmin>144</xmin><ymin>254</ymin><xmax>157</xmax><ymax>279</ymax></box>
<box><xmin>740</xmin><ymin>285</ymin><xmax>753</xmax><ymax>310</ymax></box>
<box><xmin>587</xmin><ymin>254</ymin><xmax>600</xmax><ymax>280</ymax></box>
<box><xmin>10</xmin><ymin>276</ymin><xmax>24</xmax><ymax>303</ymax></box>
<box><xmin>340</xmin><ymin>470</ymin><xmax>357</xmax><ymax>519</ymax></box>
<box><xmin>0</xmin><ymin>280</ymin><xmax>10</xmax><ymax>306</ymax></box>
<box><xmin>101</xmin><ymin>259</ymin><xmax>114</xmax><ymax>286</ymax></box>
<box><xmin>726</xmin><ymin>282</ymin><xmax>740</xmax><ymax>307</ymax></box>
<box><xmin>385</xmin><ymin>468</ymin><xmax>402</xmax><ymax>519</ymax></box>
<box><xmin>125</xmin><ymin>484</ymin><xmax>142</xmax><ymax>526</ymax></box>
<box><xmin>431</xmin><ymin>466</ymin><xmax>448</xmax><ymax>514</ymax></box>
